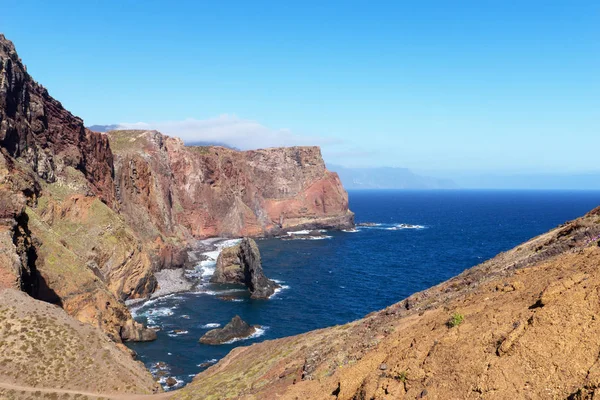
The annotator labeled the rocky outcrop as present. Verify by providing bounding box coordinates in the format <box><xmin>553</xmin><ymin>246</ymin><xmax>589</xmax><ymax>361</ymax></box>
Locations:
<box><xmin>0</xmin><ymin>34</ymin><xmax>114</xmax><ymax>205</ymax></box>
<box><xmin>0</xmin><ymin>188</ymin><xmax>37</xmax><ymax>294</ymax></box>
<box><xmin>108</xmin><ymin>130</ymin><xmax>354</xmax><ymax>240</ymax></box>
<box><xmin>0</xmin><ymin>35</ymin><xmax>154</xmax><ymax>342</ymax></box>
<box><xmin>120</xmin><ymin>319</ymin><xmax>158</xmax><ymax>342</ymax></box>
<box><xmin>173</xmin><ymin>207</ymin><xmax>600</xmax><ymax>400</ymax></box>
<box><xmin>199</xmin><ymin>315</ymin><xmax>257</xmax><ymax>345</ymax></box>
<box><xmin>212</xmin><ymin>238</ymin><xmax>279</xmax><ymax>298</ymax></box>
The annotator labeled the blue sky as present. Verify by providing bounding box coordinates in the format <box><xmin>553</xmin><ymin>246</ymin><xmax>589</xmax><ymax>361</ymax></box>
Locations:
<box><xmin>2</xmin><ymin>1</ymin><xmax>599</xmax><ymax>173</ymax></box>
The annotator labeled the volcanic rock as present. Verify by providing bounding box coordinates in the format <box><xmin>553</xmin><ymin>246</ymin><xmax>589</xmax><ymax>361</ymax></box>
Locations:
<box><xmin>212</xmin><ymin>238</ymin><xmax>279</xmax><ymax>299</ymax></box>
<box><xmin>166</xmin><ymin>377</ymin><xmax>177</xmax><ymax>387</ymax></box>
<box><xmin>199</xmin><ymin>315</ymin><xmax>257</xmax><ymax>345</ymax></box>
<box><xmin>107</xmin><ymin>129</ymin><xmax>355</xmax><ymax>239</ymax></box>
<box><xmin>120</xmin><ymin>320</ymin><xmax>157</xmax><ymax>342</ymax></box>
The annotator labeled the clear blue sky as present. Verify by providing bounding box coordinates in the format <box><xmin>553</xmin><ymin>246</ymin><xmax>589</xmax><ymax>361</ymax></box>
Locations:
<box><xmin>2</xmin><ymin>1</ymin><xmax>599</xmax><ymax>173</ymax></box>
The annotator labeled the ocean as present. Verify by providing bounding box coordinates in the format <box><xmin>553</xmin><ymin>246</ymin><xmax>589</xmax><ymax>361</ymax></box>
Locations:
<box><xmin>126</xmin><ymin>190</ymin><xmax>600</xmax><ymax>389</ymax></box>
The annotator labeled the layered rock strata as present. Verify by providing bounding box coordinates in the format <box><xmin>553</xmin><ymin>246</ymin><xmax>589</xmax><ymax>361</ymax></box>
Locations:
<box><xmin>0</xmin><ymin>34</ymin><xmax>155</xmax><ymax>341</ymax></box>
<box><xmin>107</xmin><ymin>129</ymin><xmax>354</xmax><ymax>240</ymax></box>
<box><xmin>212</xmin><ymin>238</ymin><xmax>279</xmax><ymax>299</ymax></box>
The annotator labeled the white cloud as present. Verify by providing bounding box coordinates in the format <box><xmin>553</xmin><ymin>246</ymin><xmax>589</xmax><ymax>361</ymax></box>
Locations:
<box><xmin>116</xmin><ymin>115</ymin><xmax>340</xmax><ymax>150</ymax></box>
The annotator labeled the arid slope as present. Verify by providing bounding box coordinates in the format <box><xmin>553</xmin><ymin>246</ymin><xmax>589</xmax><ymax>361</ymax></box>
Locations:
<box><xmin>0</xmin><ymin>289</ymin><xmax>159</xmax><ymax>396</ymax></box>
<box><xmin>171</xmin><ymin>206</ymin><xmax>600</xmax><ymax>399</ymax></box>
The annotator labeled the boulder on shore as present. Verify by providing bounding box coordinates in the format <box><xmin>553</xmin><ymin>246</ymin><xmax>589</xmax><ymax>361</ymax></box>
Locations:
<box><xmin>199</xmin><ymin>315</ymin><xmax>257</xmax><ymax>345</ymax></box>
<box><xmin>211</xmin><ymin>238</ymin><xmax>279</xmax><ymax>299</ymax></box>
<box><xmin>120</xmin><ymin>319</ymin><xmax>157</xmax><ymax>342</ymax></box>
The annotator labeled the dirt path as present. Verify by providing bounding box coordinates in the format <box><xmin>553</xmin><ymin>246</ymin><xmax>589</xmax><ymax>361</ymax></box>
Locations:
<box><xmin>0</xmin><ymin>381</ymin><xmax>174</xmax><ymax>400</ymax></box>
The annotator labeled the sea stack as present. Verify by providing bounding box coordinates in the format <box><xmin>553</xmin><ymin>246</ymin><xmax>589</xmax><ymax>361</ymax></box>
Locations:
<box><xmin>211</xmin><ymin>238</ymin><xmax>279</xmax><ymax>299</ymax></box>
<box><xmin>199</xmin><ymin>315</ymin><xmax>257</xmax><ymax>345</ymax></box>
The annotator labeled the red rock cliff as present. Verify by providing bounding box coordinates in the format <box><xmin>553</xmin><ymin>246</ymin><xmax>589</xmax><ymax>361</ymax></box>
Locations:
<box><xmin>0</xmin><ymin>34</ymin><xmax>153</xmax><ymax>341</ymax></box>
<box><xmin>109</xmin><ymin>130</ymin><xmax>354</xmax><ymax>239</ymax></box>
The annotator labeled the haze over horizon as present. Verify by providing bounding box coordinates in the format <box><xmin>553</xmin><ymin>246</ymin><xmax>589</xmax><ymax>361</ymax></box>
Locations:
<box><xmin>2</xmin><ymin>1</ymin><xmax>599</xmax><ymax>187</ymax></box>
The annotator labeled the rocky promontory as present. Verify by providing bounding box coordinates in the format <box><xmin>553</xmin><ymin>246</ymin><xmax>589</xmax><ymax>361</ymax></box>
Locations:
<box><xmin>199</xmin><ymin>315</ymin><xmax>258</xmax><ymax>345</ymax></box>
<box><xmin>212</xmin><ymin>238</ymin><xmax>279</xmax><ymax>299</ymax></box>
<box><xmin>107</xmin><ymin>129</ymin><xmax>355</xmax><ymax>239</ymax></box>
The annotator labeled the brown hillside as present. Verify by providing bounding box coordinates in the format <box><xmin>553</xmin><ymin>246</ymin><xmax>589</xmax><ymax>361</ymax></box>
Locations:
<box><xmin>172</xmin><ymin>207</ymin><xmax>600</xmax><ymax>399</ymax></box>
<box><xmin>0</xmin><ymin>289</ymin><xmax>159</xmax><ymax>396</ymax></box>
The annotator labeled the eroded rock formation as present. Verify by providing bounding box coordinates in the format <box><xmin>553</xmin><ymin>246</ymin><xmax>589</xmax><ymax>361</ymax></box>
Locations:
<box><xmin>108</xmin><ymin>129</ymin><xmax>354</xmax><ymax>240</ymax></box>
<box><xmin>199</xmin><ymin>315</ymin><xmax>257</xmax><ymax>345</ymax></box>
<box><xmin>212</xmin><ymin>238</ymin><xmax>279</xmax><ymax>299</ymax></box>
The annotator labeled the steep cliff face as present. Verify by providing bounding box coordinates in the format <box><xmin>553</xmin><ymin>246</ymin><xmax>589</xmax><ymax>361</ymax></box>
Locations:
<box><xmin>0</xmin><ymin>34</ymin><xmax>114</xmax><ymax>205</ymax></box>
<box><xmin>109</xmin><ymin>130</ymin><xmax>354</xmax><ymax>240</ymax></box>
<box><xmin>173</xmin><ymin>207</ymin><xmax>600</xmax><ymax>399</ymax></box>
<box><xmin>212</xmin><ymin>238</ymin><xmax>279</xmax><ymax>299</ymax></box>
<box><xmin>0</xmin><ymin>34</ymin><xmax>154</xmax><ymax>342</ymax></box>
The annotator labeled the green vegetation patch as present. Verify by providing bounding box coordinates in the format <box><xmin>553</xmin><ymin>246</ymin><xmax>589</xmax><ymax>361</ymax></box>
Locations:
<box><xmin>447</xmin><ymin>312</ymin><xmax>464</xmax><ymax>328</ymax></box>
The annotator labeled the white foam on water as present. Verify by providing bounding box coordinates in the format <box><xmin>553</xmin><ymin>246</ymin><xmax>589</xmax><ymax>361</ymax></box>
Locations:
<box><xmin>157</xmin><ymin>376</ymin><xmax>184</xmax><ymax>390</ymax></box>
<box><xmin>223</xmin><ymin>326</ymin><xmax>268</xmax><ymax>344</ymax></box>
<box><xmin>269</xmin><ymin>284</ymin><xmax>290</xmax><ymax>299</ymax></box>
<box><xmin>195</xmin><ymin>288</ymin><xmax>246</xmax><ymax>296</ymax></box>
<box><xmin>197</xmin><ymin>359</ymin><xmax>218</xmax><ymax>367</ymax></box>
<box><xmin>287</xmin><ymin>230</ymin><xmax>311</xmax><ymax>235</ymax></box>
<box><xmin>356</xmin><ymin>223</ymin><xmax>382</xmax><ymax>228</ymax></box>
<box><xmin>386</xmin><ymin>223</ymin><xmax>426</xmax><ymax>230</ymax></box>
<box><xmin>285</xmin><ymin>234</ymin><xmax>333</xmax><ymax>241</ymax></box>
<box><xmin>201</xmin><ymin>323</ymin><xmax>221</xmax><ymax>329</ymax></box>
<box><xmin>342</xmin><ymin>228</ymin><xmax>360</xmax><ymax>233</ymax></box>
<box><xmin>199</xmin><ymin>239</ymin><xmax>242</xmax><ymax>278</ymax></box>
<box><xmin>148</xmin><ymin>307</ymin><xmax>176</xmax><ymax>317</ymax></box>
<box><xmin>167</xmin><ymin>330</ymin><xmax>189</xmax><ymax>337</ymax></box>
<box><xmin>309</xmin><ymin>235</ymin><xmax>332</xmax><ymax>240</ymax></box>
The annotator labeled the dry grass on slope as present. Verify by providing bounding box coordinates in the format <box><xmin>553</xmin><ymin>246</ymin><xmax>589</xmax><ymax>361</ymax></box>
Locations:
<box><xmin>172</xmin><ymin>207</ymin><xmax>600</xmax><ymax>400</ymax></box>
<box><xmin>0</xmin><ymin>290</ymin><xmax>159</xmax><ymax>397</ymax></box>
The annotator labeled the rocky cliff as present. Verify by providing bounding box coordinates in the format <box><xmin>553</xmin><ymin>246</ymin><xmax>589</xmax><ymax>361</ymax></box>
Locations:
<box><xmin>0</xmin><ymin>33</ymin><xmax>353</xmax><ymax>345</ymax></box>
<box><xmin>108</xmin><ymin>129</ymin><xmax>354</xmax><ymax>240</ymax></box>
<box><xmin>0</xmin><ymin>34</ymin><xmax>155</xmax><ymax>341</ymax></box>
<box><xmin>212</xmin><ymin>238</ymin><xmax>279</xmax><ymax>299</ymax></box>
<box><xmin>172</xmin><ymin>207</ymin><xmax>600</xmax><ymax>399</ymax></box>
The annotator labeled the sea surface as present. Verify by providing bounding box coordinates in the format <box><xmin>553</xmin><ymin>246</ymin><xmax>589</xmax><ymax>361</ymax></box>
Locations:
<box><xmin>127</xmin><ymin>190</ymin><xmax>600</xmax><ymax>389</ymax></box>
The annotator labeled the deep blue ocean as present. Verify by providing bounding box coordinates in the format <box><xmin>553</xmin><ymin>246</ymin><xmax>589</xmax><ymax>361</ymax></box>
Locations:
<box><xmin>127</xmin><ymin>190</ymin><xmax>600</xmax><ymax>389</ymax></box>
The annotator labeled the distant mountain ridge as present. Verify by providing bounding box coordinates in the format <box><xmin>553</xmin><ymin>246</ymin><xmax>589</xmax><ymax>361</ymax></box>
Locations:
<box><xmin>328</xmin><ymin>164</ymin><xmax>458</xmax><ymax>189</ymax></box>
